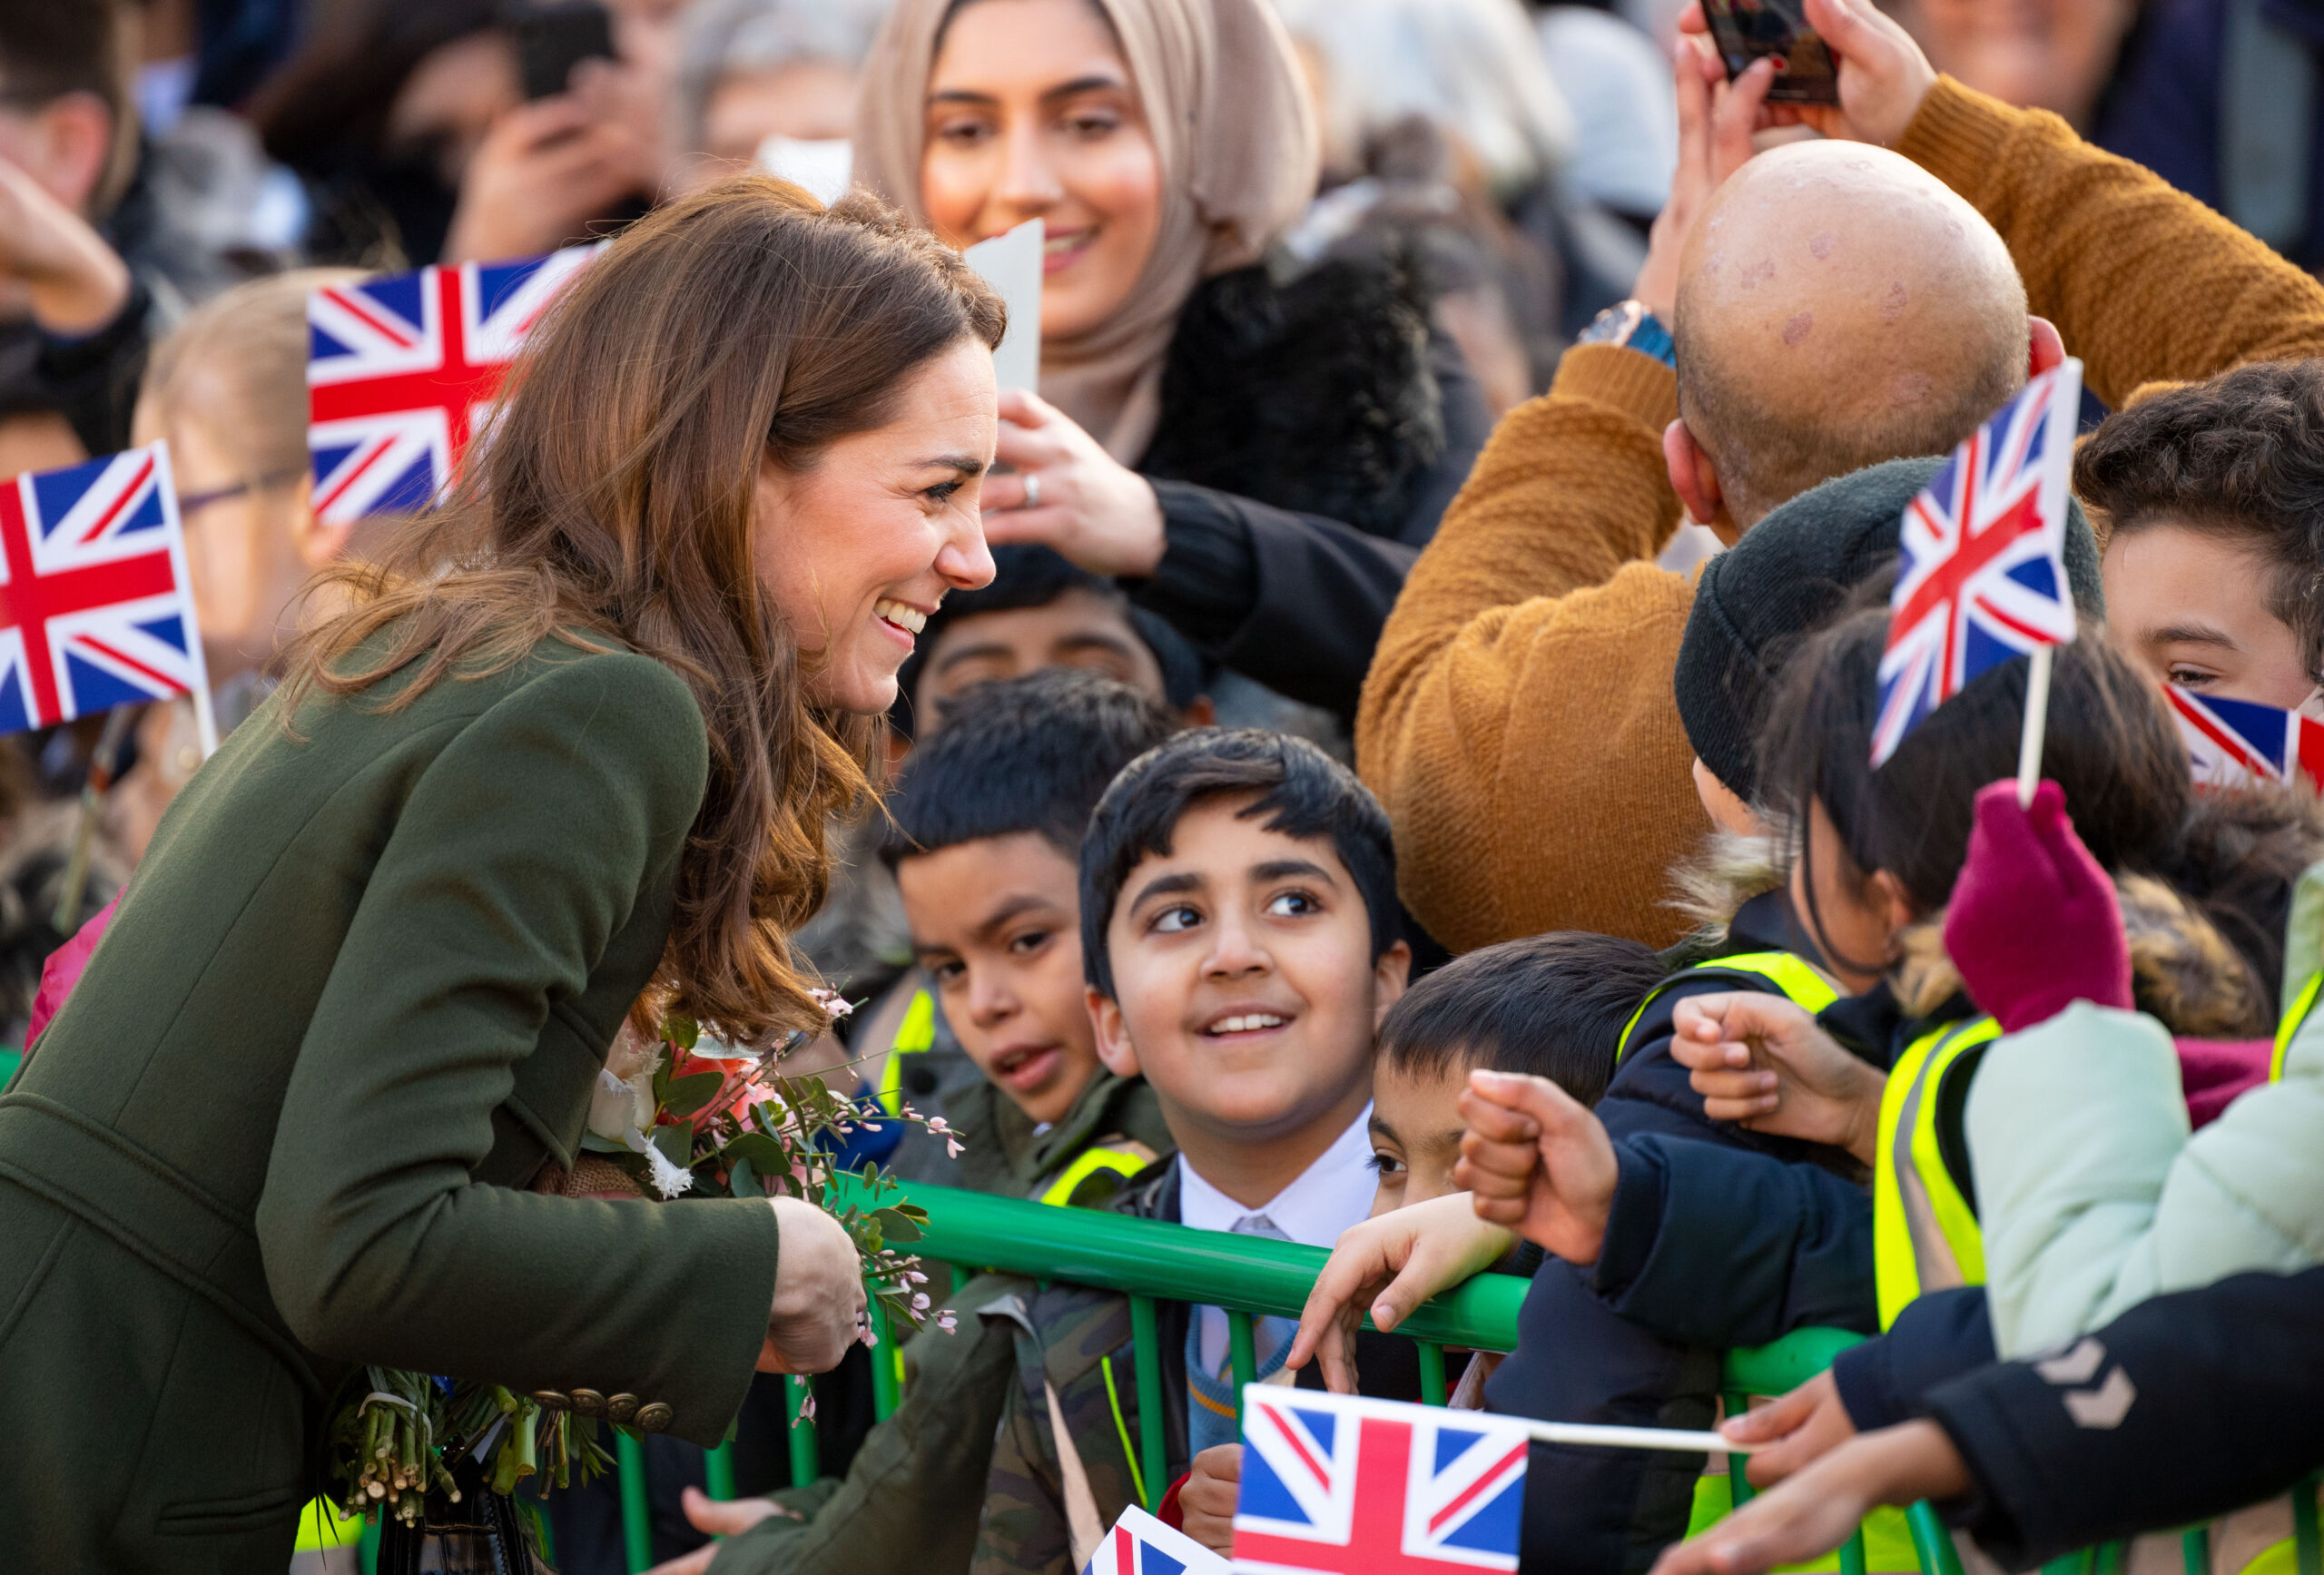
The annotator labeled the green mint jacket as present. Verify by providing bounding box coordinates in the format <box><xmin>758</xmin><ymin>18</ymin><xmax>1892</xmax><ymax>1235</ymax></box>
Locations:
<box><xmin>0</xmin><ymin>635</ymin><xmax>782</xmax><ymax>1573</ymax></box>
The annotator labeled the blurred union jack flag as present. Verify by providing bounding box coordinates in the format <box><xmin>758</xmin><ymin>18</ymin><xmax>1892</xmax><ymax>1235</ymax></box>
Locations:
<box><xmin>1871</xmin><ymin>359</ymin><xmax>2084</xmax><ymax>767</ymax></box>
<box><xmin>0</xmin><ymin>445</ymin><xmax>211</xmax><ymax>737</ymax></box>
<box><xmin>2165</xmin><ymin>684</ymin><xmax>2324</xmax><ymax>792</ymax></box>
<box><xmin>306</xmin><ymin>245</ymin><xmax>596</xmax><ymax>525</ymax></box>
<box><xmin>1232</xmin><ymin>1388</ymin><xmax>1527</xmax><ymax>1573</ymax></box>
<box><xmin>1083</xmin><ymin>1506</ymin><xmax>1228</xmax><ymax>1575</ymax></box>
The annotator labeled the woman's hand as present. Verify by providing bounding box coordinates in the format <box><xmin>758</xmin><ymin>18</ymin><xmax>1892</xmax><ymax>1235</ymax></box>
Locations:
<box><xmin>642</xmin><ymin>1487</ymin><xmax>799</xmax><ymax>1574</ymax></box>
<box><xmin>1723</xmin><ymin>1370</ymin><xmax>1859</xmax><ymax>1488</ymax></box>
<box><xmin>1180</xmin><ymin>1444</ymin><xmax>1243</xmax><ymax>1554</ymax></box>
<box><xmin>441</xmin><ymin>62</ymin><xmax>655</xmax><ymax>264</ymax></box>
<box><xmin>1453</xmin><ymin>1070</ymin><xmax>1618</xmax><ymax>1265</ymax></box>
<box><xmin>980</xmin><ymin>389</ymin><xmax>1167</xmax><ymax>577</ymax></box>
<box><xmin>1287</xmin><ymin>1192</ymin><xmax>1514</xmax><ymax>1393</ymax></box>
<box><xmin>1670</xmin><ymin>993</ymin><xmax>1886</xmax><ymax>1164</ymax></box>
<box><xmin>1648</xmin><ymin>1420</ymin><xmax>1971</xmax><ymax>1575</ymax></box>
<box><xmin>759</xmin><ymin>1196</ymin><xmax>865</xmax><ymax>1374</ymax></box>
<box><xmin>1630</xmin><ymin>37</ymin><xmax>1777</xmax><ymax>322</ymax></box>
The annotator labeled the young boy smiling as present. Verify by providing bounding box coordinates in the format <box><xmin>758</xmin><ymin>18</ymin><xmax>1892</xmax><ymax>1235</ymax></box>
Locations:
<box><xmin>970</xmin><ymin>728</ymin><xmax>1415</xmax><ymax>1575</ymax></box>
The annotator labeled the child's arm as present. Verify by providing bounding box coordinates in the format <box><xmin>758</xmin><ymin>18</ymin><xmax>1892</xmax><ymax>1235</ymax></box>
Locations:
<box><xmin>1456</xmin><ymin>1070</ymin><xmax>1620</xmax><ymax>1265</ymax></box>
<box><xmin>1287</xmin><ymin>1191</ymin><xmax>1515</xmax><ymax>1393</ymax></box>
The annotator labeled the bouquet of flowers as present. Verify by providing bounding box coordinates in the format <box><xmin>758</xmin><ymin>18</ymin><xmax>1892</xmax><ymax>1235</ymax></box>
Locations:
<box><xmin>325</xmin><ymin>995</ymin><xmax>948</xmax><ymax>1529</ymax></box>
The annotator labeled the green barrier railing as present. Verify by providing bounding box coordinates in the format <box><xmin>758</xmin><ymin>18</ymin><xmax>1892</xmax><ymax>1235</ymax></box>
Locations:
<box><xmin>352</xmin><ymin>1180</ymin><xmax>2324</xmax><ymax>1575</ymax></box>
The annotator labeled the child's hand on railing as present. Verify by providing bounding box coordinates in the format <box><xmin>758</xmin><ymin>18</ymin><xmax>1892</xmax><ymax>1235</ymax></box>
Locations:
<box><xmin>643</xmin><ymin>1487</ymin><xmax>797</xmax><ymax>1573</ymax></box>
<box><xmin>1287</xmin><ymin>1193</ymin><xmax>1514</xmax><ymax>1392</ymax></box>
<box><xmin>1647</xmin><ymin>1421</ymin><xmax>1971</xmax><ymax>1575</ymax></box>
<box><xmin>1670</xmin><ymin>994</ymin><xmax>1886</xmax><ymax>1165</ymax></box>
<box><xmin>1179</xmin><ymin>1445</ymin><xmax>1243</xmax><ymax>1555</ymax></box>
<box><xmin>1719</xmin><ymin>1371</ymin><xmax>1857</xmax><ymax>1487</ymax></box>
<box><xmin>1454</xmin><ymin>1071</ymin><xmax>1617</xmax><ymax>1265</ymax></box>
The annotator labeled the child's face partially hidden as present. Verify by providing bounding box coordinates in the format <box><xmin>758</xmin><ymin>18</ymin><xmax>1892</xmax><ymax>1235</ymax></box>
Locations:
<box><xmin>898</xmin><ymin>832</ymin><xmax>1100</xmax><ymax>1127</ymax></box>
<box><xmin>1366</xmin><ymin>1057</ymin><xmax>1470</xmax><ymax>1215</ymax></box>
<box><xmin>1091</xmin><ymin>792</ymin><xmax>1410</xmax><ymax>1197</ymax></box>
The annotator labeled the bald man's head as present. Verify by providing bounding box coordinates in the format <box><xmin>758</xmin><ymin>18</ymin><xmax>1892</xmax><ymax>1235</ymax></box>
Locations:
<box><xmin>1673</xmin><ymin>140</ymin><xmax>2030</xmax><ymax>529</ymax></box>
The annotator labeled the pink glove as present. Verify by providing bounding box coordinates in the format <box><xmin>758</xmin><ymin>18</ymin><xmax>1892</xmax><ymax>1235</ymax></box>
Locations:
<box><xmin>1943</xmin><ymin>780</ymin><xmax>2131</xmax><ymax>1033</ymax></box>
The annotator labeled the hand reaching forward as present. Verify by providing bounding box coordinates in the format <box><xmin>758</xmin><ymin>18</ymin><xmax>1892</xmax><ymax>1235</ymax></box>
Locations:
<box><xmin>1944</xmin><ymin>780</ymin><xmax>2130</xmax><ymax>1033</ymax></box>
<box><xmin>1646</xmin><ymin>1421</ymin><xmax>1970</xmax><ymax>1575</ymax></box>
<box><xmin>1180</xmin><ymin>1445</ymin><xmax>1243</xmax><ymax>1555</ymax></box>
<box><xmin>1669</xmin><ymin>992</ymin><xmax>1886</xmax><ymax>1164</ymax></box>
<box><xmin>1721</xmin><ymin>1370</ymin><xmax>1859</xmax><ymax>1488</ymax></box>
<box><xmin>642</xmin><ymin>1488</ymin><xmax>797</xmax><ymax>1574</ymax></box>
<box><xmin>759</xmin><ymin>1196</ymin><xmax>865</xmax><ymax>1374</ymax></box>
<box><xmin>980</xmin><ymin>389</ymin><xmax>1168</xmax><ymax>577</ymax></box>
<box><xmin>1453</xmin><ymin>1071</ymin><xmax>1617</xmax><ymax>1265</ymax></box>
<box><xmin>1286</xmin><ymin>1191</ymin><xmax>1514</xmax><ymax>1393</ymax></box>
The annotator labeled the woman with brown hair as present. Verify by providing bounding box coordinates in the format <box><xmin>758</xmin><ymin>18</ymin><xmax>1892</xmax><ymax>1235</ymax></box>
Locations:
<box><xmin>856</xmin><ymin>0</ymin><xmax>1492</xmax><ymax>734</ymax></box>
<box><xmin>0</xmin><ymin>176</ymin><xmax>1002</xmax><ymax>1571</ymax></box>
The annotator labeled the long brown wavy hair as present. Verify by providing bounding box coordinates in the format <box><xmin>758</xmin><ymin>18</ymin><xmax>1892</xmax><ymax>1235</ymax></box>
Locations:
<box><xmin>282</xmin><ymin>178</ymin><xmax>1006</xmax><ymax>1041</ymax></box>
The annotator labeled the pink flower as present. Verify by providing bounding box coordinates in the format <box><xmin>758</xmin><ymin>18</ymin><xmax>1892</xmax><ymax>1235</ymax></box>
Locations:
<box><xmin>937</xmin><ymin>1312</ymin><xmax>958</xmax><ymax>1334</ymax></box>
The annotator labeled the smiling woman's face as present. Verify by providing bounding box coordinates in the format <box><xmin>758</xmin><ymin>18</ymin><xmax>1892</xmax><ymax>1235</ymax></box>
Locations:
<box><xmin>752</xmin><ymin>337</ymin><xmax>1000</xmax><ymax>714</ymax></box>
<box><xmin>919</xmin><ymin>0</ymin><xmax>1164</xmax><ymax>342</ymax></box>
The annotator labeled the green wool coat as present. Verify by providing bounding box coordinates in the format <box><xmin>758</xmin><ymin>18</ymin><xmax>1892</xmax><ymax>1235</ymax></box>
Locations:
<box><xmin>0</xmin><ymin>635</ymin><xmax>783</xmax><ymax>1573</ymax></box>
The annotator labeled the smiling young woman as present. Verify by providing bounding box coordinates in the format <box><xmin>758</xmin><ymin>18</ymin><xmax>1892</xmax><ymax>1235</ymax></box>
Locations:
<box><xmin>853</xmin><ymin>0</ymin><xmax>1492</xmax><ymax>732</ymax></box>
<box><xmin>0</xmin><ymin>178</ymin><xmax>1003</xmax><ymax>1571</ymax></box>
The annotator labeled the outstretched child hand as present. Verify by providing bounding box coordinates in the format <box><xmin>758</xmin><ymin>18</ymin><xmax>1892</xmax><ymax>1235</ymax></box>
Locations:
<box><xmin>1944</xmin><ymin>780</ymin><xmax>2131</xmax><ymax>1034</ymax></box>
<box><xmin>1453</xmin><ymin>1070</ymin><xmax>1617</xmax><ymax>1265</ymax></box>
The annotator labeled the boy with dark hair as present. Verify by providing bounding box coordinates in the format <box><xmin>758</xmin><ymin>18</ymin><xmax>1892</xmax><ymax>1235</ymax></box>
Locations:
<box><xmin>895</xmin><ymin>543</ymin><xmax>1213</xmax><ymax>739</ymax></box>
<box><xmin>972</xmin><ymin>728</ymin><xmax>1416</xmax><ymax>1575</ymax></box>
<box><xmin>879</xmin><ymin>668</ymin><xmax>1180</xmax><ymax>1202</ymax></box>
<box><xmin>2076</xmin><ymin>359</ymin><xmax>2324</xmax><ymax>713</ymax></box>
<box><xmin>1368</xmin><ymin>930</ymin><xmax>1662</xmax><ymax>1209</ymax></box>
<box><xmin>0</xmin><ymin>0</ymin><xmax>150</xmax><ymax>471</ymax></box>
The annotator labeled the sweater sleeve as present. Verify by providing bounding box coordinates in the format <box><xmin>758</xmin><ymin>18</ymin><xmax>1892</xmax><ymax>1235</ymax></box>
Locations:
<box><xmin>255</xmin><ymin>654</ymin><xmax>780</xmax><ymax>1446</ymax></box>
<box><xmin>1354</xmin><ymin>344</ymin><xmax>1705</xmax><ymax>951</ymax></box>
<box><xmin>1897</xmin><ymin>76</ymin><xmax>2324</xmax><ymax>409</ymax></box>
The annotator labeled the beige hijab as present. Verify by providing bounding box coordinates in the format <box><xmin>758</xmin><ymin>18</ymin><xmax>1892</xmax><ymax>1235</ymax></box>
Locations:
<box><xmin>855</xmin><ymin>0</ymin><xmax>1320</xmax><ymax>459</ymax></box>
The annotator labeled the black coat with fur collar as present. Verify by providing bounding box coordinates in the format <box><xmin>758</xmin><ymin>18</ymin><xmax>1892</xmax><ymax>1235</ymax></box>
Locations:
<box><xmin>1127</xmin><ymin>254</ymin><xmax>1489</xmax><ymax>726</ymax></box>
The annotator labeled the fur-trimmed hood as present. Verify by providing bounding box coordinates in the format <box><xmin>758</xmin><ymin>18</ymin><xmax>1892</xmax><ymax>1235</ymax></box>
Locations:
<box><xmin>1139</xmin><ymin>252</ymin><xmax>1447</xmax><ymax>539</ymax></box>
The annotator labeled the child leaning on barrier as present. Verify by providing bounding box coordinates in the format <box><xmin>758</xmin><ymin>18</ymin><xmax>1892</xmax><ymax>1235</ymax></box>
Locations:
<box><xmin>645</xmin><ymin>671</ymin><xmax>1181</xmax><ymax>1575</ymax></box>
<box><xmin>971</xmin><ymin>728</ymin><xmax>1422</xmax><ymax>1575</ymax></box>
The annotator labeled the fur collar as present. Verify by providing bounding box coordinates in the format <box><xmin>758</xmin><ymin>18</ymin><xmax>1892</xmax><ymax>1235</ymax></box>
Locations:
<box><xmin>1139</xmin><ymin>253</ymin><xmax>1445</xmax><ymax>538</ymax></box>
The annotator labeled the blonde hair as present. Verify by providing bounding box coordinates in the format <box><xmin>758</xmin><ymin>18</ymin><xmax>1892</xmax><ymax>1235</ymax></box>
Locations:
<box><xmin>140</xmin><ymin>268</ymin><xmax>365</xmax><ymax>484</ymax></box>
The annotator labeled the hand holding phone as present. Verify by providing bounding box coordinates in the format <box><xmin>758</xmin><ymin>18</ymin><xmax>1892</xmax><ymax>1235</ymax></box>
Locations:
<box><xmin>513</xmin><ymin>1</ymin><xmax>615</xmax><ymax>102</ymax></box>
<box><xmin>1699</xmin><ymin>0</ymin><xmax>1841</xmax><ymax>103</ymax></box>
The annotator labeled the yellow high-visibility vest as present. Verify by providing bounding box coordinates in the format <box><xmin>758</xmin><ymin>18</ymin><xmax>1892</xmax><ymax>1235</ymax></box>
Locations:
<box><xmin>1614</xmin><ymin>950</ymin><xmax>1841</xmax><ymax>1064</ymax></box>
<box><xmin>1871</xmin><ymin>1016</ymin><xmax>2001</xmax><ymax>1329</ymax></box>
<box><xmin>2272</xmin><ymin>972</ymin><xmax>2319</xmax><ymax>1084</ymax></box>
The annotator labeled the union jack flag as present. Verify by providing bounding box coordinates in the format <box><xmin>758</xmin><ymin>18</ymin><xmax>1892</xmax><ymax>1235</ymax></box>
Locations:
<box><xmin>1084</xmin><ymin>1507</ymin><xmax>1229</xmax><ymax>1575</ymax></box>
<box><xmin>1232</xmin><ymin>1388</ymin><xmax>1528</xmax><ymax>1573</ymax></box>
<box><xmin>2165</xmin><ymin>684</ymin><xmax>2324</xmax><ymax>792</ymax></box>
<box><xmin>1871</xmin><ymin>359</ymin><xmax>2084</xmax><ymax>767</ymax></box>
<box><xmin>0</xmin><ymin>445</ymin><xmax>212</xmax><ymax>740</ymax></box>
<box><xmin>306</xmin><ymin>245</ymin><xmax>596</xmax><ymax>524</ymax></box>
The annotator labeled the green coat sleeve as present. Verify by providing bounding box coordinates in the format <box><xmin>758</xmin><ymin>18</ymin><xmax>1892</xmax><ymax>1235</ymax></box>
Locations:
<box><xmin>254</xmin><ymin>653</ymin><xmax>780</xmax><ymax>1445</ymax></box>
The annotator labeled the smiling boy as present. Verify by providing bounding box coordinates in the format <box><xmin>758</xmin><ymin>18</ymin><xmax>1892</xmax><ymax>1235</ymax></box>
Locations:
<box><xmin>969</xmin><ymin>728</ymin><xmax>1416</xmax><ymax>1575</ymax></box>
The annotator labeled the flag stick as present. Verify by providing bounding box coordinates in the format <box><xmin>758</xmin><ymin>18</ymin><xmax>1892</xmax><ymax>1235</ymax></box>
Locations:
<box><xmin>2017</xmin><ymin>643</ymin><xmax>2054</xmax><ymax>808</ymax></box>
<box><xmin>1514</xmin><ymin>1419</ymin><xmax>1758</xmax><ymax>1455</ymax></box>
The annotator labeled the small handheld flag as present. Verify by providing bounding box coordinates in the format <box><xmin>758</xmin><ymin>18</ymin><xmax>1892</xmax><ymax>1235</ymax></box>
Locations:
<box><xmin>0</xmin><ymin>444</ymin><xmax>215</xmax><ymax>751</ymax></box>
<box><xmin>2165</xmin><ymin>684</ymin><xmax>2324</xmax><ymax>792</ymax></box>
<box><xmin>965</xmin><ymin>218</ymin><xmax>1043</xmax><ymax>393</ymax></box>
<box><xmin>1232</xmin><ymin>1387</ymin><xmax>1529</xmax><ymax>1573</ymax></box>
<box><xmin>306</xmin><ymin>244</ymin><xmax>597</xmax><ymax>524</ymax></box>
<box><xmin>1083</xmin><ymin>1506</ymin><xmax>1230</xmax><ymax>1575</ymax></box>
<box><xmin>1872</xmin><ymin>358</ymin><xmax>2084</xmax><ymax>796</ymax></box>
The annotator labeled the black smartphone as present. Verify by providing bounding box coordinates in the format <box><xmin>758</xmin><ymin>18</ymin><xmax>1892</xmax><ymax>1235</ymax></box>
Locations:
<box><xmin>1699</xmin><ymin>0</ymin><xmax>1841</xmax><ymax>103</ymax></box>
<box><xmin>512</xmin><ymin>1</ymin><xmax>615</xmax><ymax>101</ymax></box>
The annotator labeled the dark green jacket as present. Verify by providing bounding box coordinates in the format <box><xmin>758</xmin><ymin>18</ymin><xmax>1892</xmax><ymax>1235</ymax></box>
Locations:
<box><xmin>0</xmin><ymin>636</ymin><xmax>781</xmax><ymax>1573</ymax></box>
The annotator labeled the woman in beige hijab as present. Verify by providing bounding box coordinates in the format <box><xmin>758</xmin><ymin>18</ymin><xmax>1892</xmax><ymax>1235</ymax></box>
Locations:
<box><xmin>854</xmin><ymin>0</ymin><xmax>1492</xmax><ymax>733</ymax></box>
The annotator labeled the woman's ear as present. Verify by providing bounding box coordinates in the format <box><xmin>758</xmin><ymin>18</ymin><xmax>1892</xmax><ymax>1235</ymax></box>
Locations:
<box><xmin>1871</xmin><ymin>871</ymin><xmax>1917</xmax><ymax>950</ymax></box>
<box><xmin>1088</xmin><ymin>985</ymin><xmax>1139</xmax><ymax>1078</ymax></box>
<box><xmin>290</xmin><ymin>472</ymin><xmax>358</xmax><ymax>568</ymax></box>
<box><xmin>1372</xmin><ymin>940</ymin><xmax>1413</xmax><ymax>1027</ymax></box>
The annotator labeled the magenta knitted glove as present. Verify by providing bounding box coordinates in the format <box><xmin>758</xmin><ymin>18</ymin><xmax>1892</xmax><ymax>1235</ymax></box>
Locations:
<box><xmin>1943</xmin><ymin>780</ymin><xmax>2132</xmax><ymax>1033</ymax></box>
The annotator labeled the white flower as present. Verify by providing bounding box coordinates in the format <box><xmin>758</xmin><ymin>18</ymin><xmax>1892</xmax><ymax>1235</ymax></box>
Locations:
<box><xmin>911</xmin><ymin>1293</ymin><xmax>931</xmax><ymax>1314</ymax></box>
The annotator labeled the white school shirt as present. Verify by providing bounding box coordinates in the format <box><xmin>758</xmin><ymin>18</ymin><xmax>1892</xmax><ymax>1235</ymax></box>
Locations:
<box><xmin>1177</xmin><ymin>1107</ymin><xmax>1377</xmax><ymax>1375</ymax></box>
